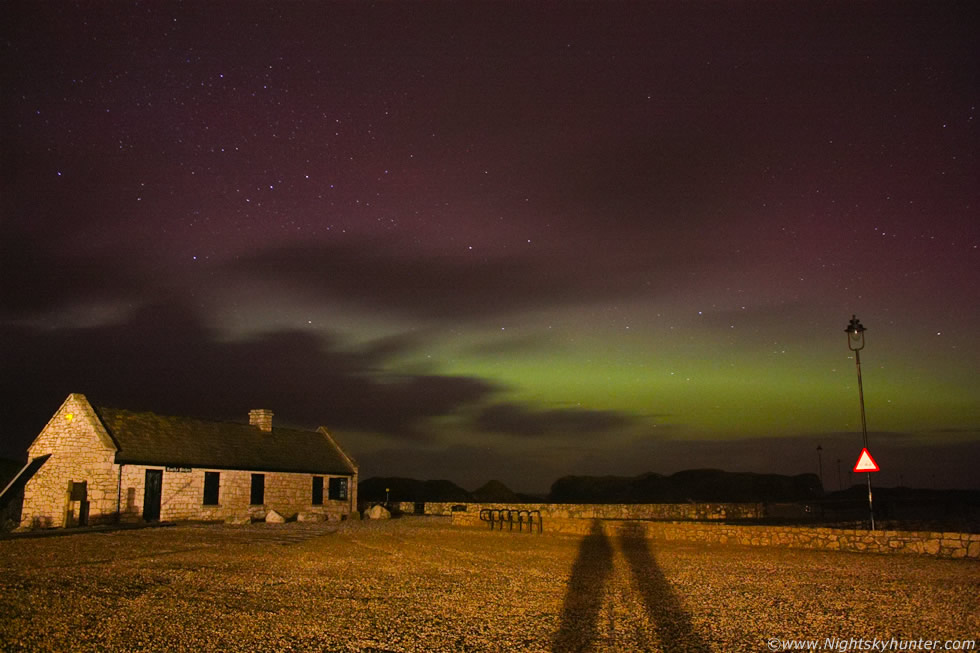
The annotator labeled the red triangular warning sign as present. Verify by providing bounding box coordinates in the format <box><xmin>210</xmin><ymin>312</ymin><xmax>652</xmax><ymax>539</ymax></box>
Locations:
<box><xmin>853</xmin><ymin>448</ymin><xmax>879</xmax><ymax>472</ymax></box>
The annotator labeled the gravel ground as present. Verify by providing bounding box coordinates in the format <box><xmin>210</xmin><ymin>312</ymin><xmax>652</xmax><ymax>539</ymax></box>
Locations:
<box><xmin>0</xmin><ymin>517</ymin><xmax>976</xmax><ymax>652</ymax></box>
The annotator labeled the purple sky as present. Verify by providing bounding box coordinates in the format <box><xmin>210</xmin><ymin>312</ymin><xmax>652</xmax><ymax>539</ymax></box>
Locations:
<box><xmin>2</xmin><ymin>2</ymin><xmax>977</xmax><ymax>492</ymax></box>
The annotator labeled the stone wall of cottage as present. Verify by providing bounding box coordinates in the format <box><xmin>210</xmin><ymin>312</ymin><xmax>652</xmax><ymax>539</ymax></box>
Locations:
<box><xmin>20</xmin><ymin>395</ymin><xmax>120</xmax><ymax>529</ymax></box>
<box><xmin>119</xmin><ymin>466</ymin><xmax>354</xmax><ymax>524</ymax></box>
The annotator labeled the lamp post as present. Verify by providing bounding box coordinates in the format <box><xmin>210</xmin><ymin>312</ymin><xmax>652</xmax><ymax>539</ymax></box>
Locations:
<box><xmin>845</xmin><ymin>314</ymin><xmax>874</xmax><ymax>530</ymax></box>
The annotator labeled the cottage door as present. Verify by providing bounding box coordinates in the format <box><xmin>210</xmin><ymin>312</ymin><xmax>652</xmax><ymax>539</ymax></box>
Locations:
<box><xmin>67</xmin><ymin>480</ymin><xmax>88</xmax><ymax>527</ymax></box>
<box><xmin>143</xmin><ymin>470</ymin><xmax>163</xmax><ymax>522</ymax></box>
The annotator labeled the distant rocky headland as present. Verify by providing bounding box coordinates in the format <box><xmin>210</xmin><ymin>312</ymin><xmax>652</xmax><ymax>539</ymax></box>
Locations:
<box><xmin>359</xmin><ymin>469</ymin><xmax>825</xmax><ymax>504</ymax></box>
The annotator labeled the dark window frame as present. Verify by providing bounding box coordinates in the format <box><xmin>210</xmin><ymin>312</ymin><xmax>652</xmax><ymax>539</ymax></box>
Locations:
<box><xmin>250</xmin><ymin>473</ymin><xmax>265</xmax><ymax>505</ymax></box>
<box><xmin>203</xmin><ymin>471</ymin><xmax>220</xmax><ymax>506</ymax></box>
<box><xmin>312</xmin><ymin>476</ymin><xmax>324</xmax><ymax>505</ymax></box>
<box><xmin>328</xmin><ymin>477</ymin><xmax>348</xmax><ymax>501</ymax></box>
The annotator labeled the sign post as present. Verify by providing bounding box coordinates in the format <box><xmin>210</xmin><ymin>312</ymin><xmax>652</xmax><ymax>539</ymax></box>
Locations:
<box><xmin>845</xmin><ymin>316</ymin><xmax>876</xmax><ymax>530</ymax></box>
<box><xmin>853</xmin><ymin>447</ymin><xmax>879</xmax><ymax>530</ymax></box>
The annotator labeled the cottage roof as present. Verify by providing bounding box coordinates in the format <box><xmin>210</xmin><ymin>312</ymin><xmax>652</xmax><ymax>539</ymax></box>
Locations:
<box><xmin>93</xmin><ymin>406</ymin><xmax>356</xmax><ymax>476</ymax></box>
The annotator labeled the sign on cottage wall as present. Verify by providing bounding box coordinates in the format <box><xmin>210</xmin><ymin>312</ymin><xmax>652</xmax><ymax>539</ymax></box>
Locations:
<box><xmin>165</xmin><ymin>466</ymin><xmax>192</xmax><ymax>473</ymax></box>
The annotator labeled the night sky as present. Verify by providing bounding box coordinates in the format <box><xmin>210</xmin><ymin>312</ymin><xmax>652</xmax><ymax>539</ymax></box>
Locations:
<box><xmin>2</xmin><ymin>2</ymin><xmax>977</xmax><ymax>493</ymax></box>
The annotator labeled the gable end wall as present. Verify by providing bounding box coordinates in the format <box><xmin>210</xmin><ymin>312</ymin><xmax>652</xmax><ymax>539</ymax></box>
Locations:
<box><xmin>20</xmin><ymin>395</ymin><xmax>120</xmax><ymax>529</ymax></box>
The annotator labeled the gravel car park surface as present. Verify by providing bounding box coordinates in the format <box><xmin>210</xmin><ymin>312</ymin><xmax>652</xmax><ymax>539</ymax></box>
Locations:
<box><xmin>0</xmin><ymin>517</ymin><xmax>976</xmax><ymax>652</ymax></box>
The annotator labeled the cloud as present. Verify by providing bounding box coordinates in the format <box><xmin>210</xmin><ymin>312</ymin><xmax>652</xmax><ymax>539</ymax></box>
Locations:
<box><xmin>224</xmin><ymin>236</ymin><xmax>696</xmax><ymax>321</ymax></box>
<box><xmin>0</xmin><ymin>228</ymin><xmax>147</xmax><ymax>319</ymax></box>
<box><xmin>458</xmin><ymin>333</ymin><xmax>559</xmax><ymax>357</ymax></box>
<box><xmin>0</xmin><ymin>302</ymin><xmax>498</xmax><ymax>459</ymax></box>
<box><xmin>472</xmin><ymin>402</ymin><xmax>640</xmax><ymax>438</ymax></box>
<box><xmin>928</xmin><ymin>427</ymin><xmax>980</xmax><ymax>437</ymax></box>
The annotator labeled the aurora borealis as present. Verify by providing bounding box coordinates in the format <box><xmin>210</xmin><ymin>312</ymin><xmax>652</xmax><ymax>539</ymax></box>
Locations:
<box><xmin>2</xmin><ymin>2</ymin><xmax>977</xmax><ymax>492</ymax></box>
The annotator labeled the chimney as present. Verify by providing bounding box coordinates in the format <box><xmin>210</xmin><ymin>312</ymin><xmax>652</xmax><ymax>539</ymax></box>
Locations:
<box><xmin>249</xmin><ymin>409</ymin><xmax>274</xmax><ymax>432</ymax></box>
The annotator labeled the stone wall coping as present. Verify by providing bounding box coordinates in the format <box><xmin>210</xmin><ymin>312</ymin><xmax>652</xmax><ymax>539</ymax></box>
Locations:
<box><xmin>598</xmin><ymin>518</ymin><xmax>976</xmax><ymax>538</ymax></box>
<box><xmin>449</xmin><ymin>509</ymin><xmax>978</xmax><ymax>560</ymax></box>
<box><xmin>541</xmin><ymin>517</ymin><xmax>978</xmax><ymax>539</ymax></box>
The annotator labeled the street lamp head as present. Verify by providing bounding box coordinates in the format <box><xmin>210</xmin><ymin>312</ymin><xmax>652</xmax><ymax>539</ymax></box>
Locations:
<box><xmin>845</xmin><ymin>314</ymin><xmax>866</xmax><ymax>351</ymax></box>
<box><xmin>845</xmin><ymin>315</ymin><xmax>865</xmax><ymax>333</ymax></box>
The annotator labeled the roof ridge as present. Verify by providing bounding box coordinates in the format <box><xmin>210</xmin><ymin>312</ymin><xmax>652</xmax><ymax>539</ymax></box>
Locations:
<box><xmin>95</xmin><ymin>405</ymin><xmax>319</xmax><ymax>433</ymax></box>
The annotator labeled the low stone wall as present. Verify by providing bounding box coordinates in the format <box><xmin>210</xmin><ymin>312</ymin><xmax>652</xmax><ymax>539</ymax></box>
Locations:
<box><xmin>451</xmin><ymin>512</ymin><xmax>980</xmax><ymax>560</ymax></box>
<box><xmin>442</xmin><ymin>501</ymin><xmax>764</xmax><ymax>523</ymax></box>
<box><xmin>388</xmin><ymin>501</ymin><xmax>471</xmax><ymax>516</ymax></box>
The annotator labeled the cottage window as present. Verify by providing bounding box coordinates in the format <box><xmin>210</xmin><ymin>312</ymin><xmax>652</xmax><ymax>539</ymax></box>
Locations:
<box><xmin>328</xmin><ymin>477</ymin><xmax>348</xmax><ymax>501</ymax></box>
<box><xmin>203</xmin><ymin>471</ymin><xmax>220</xmax><ymax>505</ymax></box>
<box><xmin>312</xmin><ymin>476</ymin><xmax>324</xmax><ymax>505</ymax></box>
<box><xmin>250</xmin><ymin>473</ymin><xmax>265</xmax><ymax>505</ymax></box>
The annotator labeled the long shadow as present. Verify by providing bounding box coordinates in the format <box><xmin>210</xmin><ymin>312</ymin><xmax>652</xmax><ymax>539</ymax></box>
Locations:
<box><xmin>553</xmin><ymin>520</ymin><xmax>615</xmax><ymax>652</ymax></box>
<box><xmin>619</xmin><ymin>522</ymin><xmax>710</xmax><ymax>653</ymax></box>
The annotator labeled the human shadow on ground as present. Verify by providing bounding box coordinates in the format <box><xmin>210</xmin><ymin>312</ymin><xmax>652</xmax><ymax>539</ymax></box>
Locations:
<box><xmin>552</xmin><ymin>520</ymin><xmax>614</xmax><ymax>652</ymax></box>
<box><xmin>618</xmin><ymin>521</ymin><xmax>710</xmax><ymax>653</ymax></box>
<box><xmin>553</xmin><ymin>521</ymin><xmax>709</xmax><ymax>652</ymax></box>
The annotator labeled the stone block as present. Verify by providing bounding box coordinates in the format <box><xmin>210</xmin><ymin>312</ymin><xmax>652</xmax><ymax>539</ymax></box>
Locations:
<box><xmin>265</xmin><ymin>509</ymin><xmax>285</xmax><ymax>524</ymax></box>
<box><xmin>365</xmin><ymin>504</ymin><xmax>390</xmax><ymax>520</ymax></box>
<box><xmin>297</xmin><ymin>512</ymin><xmax>326</xmax><ymax>522</ymax></box>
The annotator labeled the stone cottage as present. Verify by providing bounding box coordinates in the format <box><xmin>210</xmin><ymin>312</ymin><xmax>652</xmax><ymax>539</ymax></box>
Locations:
<box><xmin>17</xmin><ymin>394</ymin><xmax>358</xmax><ymax>529</ymax></box>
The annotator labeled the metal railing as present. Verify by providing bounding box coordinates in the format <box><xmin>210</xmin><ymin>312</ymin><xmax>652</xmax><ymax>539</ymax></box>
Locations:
<box><xmin>479</xmin><ymin>508</ymin><xmax>542</xmax><ymax>533</ymax></box>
